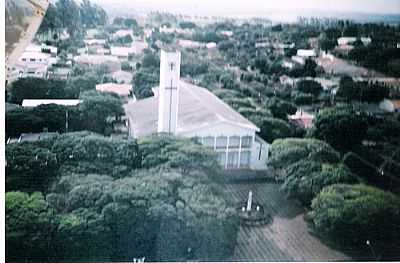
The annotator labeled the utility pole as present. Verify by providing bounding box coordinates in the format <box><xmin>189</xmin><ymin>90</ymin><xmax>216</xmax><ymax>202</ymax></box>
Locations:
<box><xmin>65</xmin><ymin>110</ymin><xmax>69</xmax><ymax>133</ymax></box>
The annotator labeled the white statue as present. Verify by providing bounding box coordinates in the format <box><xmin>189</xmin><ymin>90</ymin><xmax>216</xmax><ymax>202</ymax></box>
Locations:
<box><xmin>246</xmin><ymin>190</ymin><xmax>253</xmax><ymax>212</ymax></box>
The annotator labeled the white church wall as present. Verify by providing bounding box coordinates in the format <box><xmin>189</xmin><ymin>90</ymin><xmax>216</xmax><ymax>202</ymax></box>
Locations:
<box><xmin>180</xmin><ymin>122</ymin><xmax>269</xmax><ymax>170</ymax></box>
<box><xmin>250</xmin><ymin>136</ymin><xmax>270</xmax><ymax>170</ymax></box>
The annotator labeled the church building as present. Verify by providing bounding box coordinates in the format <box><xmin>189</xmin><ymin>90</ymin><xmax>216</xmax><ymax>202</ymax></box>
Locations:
<box><xmin>125</xmin><ymin>50</ymin><xmax>269</xmax><ymax>170</ymax></box>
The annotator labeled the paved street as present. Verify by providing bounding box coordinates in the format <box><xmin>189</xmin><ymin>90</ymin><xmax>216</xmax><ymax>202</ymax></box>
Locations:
<box><xmin>223</xmin><ymin>181</ymin><xmax>351</xmax><ymax>261</ymax></box>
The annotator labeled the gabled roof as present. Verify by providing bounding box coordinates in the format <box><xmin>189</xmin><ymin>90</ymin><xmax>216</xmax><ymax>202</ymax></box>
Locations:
<box><xmin>124</xmin><ymin>80</ymin><xmax>259</xmax><ymax>138</ymax></box>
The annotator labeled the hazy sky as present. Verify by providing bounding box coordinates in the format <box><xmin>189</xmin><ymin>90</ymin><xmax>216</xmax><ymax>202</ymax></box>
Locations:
<box><xmin>92</xmin><ymin>0</ymin><xmax>400</xmax><ymax>15</ymax></box>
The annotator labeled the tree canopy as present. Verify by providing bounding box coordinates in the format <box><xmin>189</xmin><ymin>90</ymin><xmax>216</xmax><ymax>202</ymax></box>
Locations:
<box><xmin>310</xmin><ymin>184</ymin><xmax>400</xmax><ymax>254</ymax></box>
<box><xmin>312</xmin><ymin>107</ymin><xmax>368</xmax><ymax>152</ymax></box>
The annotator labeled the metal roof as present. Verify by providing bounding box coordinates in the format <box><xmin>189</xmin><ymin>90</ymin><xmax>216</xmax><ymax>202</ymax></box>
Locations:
<box><xmin>124</xmin><ymin>80</ymin><xmax>259</xmax><ymax>138</ymax></box>
<box><xmin>22</xmin><ymin>99</ymin><xmax>81</xmax><ymax>107</ymax></box>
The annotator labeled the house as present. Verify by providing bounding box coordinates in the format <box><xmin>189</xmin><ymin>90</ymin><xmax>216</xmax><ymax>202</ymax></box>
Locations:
<box><xmin>22</xmin><ymin>99</ymin><xmax>81</xmax><ymax>107</ymax></box>
<box><xmin>74</xmin><ymin>55</ymin><xmax>121</xmax><ymax>72</ymax></box>
<box><xmin>86</xmin><ymin>28</ymin><xmax>101</xmax><ymax>39</ymax></box>
<box><xmin>291</xmin><ymin>55</ymin><xmax>305</xmax><ymax>65</ymax></box>
<box><xmin>84</xmin><ymin>39</ymin><xmax>107</xmax><ymax>54</ymax></box>
<box><xmin>337</xmin><ymin>37</ymin><xmax>372</xmax><ymax>46</ymax></box>
<box><xmin>113</xmin><ymin>29</ymin><xmax>134</xmax><ymax>39</ymax></box>
<box><xmin>159</xmin><ymin>26</ymin><xmax>193</xmax><ymax>35</ymax></box>
<box><xmin>289</xmin><ymin>109</ymin><xmax>314</xmax><ymax>129</ymax></box>
<box><xmin>282</xmin><ymin>60</ymin><xmax>295</xmax><ymax>69</ymax></box>
<box><xmin>178</xmin><ymin>39</ymin><xmax>206</xmax><ymax>48</ymax></box>
<box><xmin>379</xmin><ymin>99</ymin><xmax>400</xmax><ymax>113</ymax></box>
<box><xmin>96</xmin><ymin>83</ymin><xmax>133</xmax><ymax>98</ymax></box>
<box><xmin>274</xmin><ymin>43</ymin><xmax>295</xmax><ymax>49</ymax></box>
<box><xmin>219</xmin><ymin>30</ymin><xmax>233</xmax><ymax>37</ymax></box>
<box><xmin>110</xmin><ymin>46</ymin><xmax>133</xmax><ymax>59</ymax></box>
<box><xmin>337</xmin><ymin>37</ymin><xmax>357</xmax><ymax>46</ymax></box>
<box><xmin>361</xmin><ymin>37</ymin><xmax>372</xmax><ymax>45</ymax></box>
<box><xmin>280</xmin><ymin>75</ymin><xmax>295</xmax><ymax>86</ymax></box>
<box><xmin>255</xmin><ymin>42</ymin><xmax>271</xmax><ymax>48</ymax></box>
<box><xmin>206</xmin><ymin>42</ymin><xmax>217</xmax><ymax>49</ymax></box>
<box><xmin>47</xmin><ymin>67</ymin><xmax>72</xmax><ymax>80</ymax></box>
<box><xmin>125</xmin><ymin>50</ymin><xmax>270</xmax><ymax>170</ymax></box>
<box><xmin>26</xmin><ymin>44</ymin><xmax>57</xmax><ymax>57</ymax></box>
<box><xmin>335</xmin><ymin>44</ymin><xmax>355</xmax><ymax>55</ymax></box>
<box><xmin>7</xmin><ymin>132</ymin><xmax>59</xmax><ymax>144</ymax></box>
<box><xmin>84</xmin><ymin>39</ymin><xmax>107</xmax><ymax>46</ymax></box>
<box><xmin>131</xmin><ymin>41</ymin><xmax>148</xmax><ymax>54</ymax></box>
<box><xmin>11</xmin><ymin>62</ymin><xmax>48</xmax><ymax>79</ymax></box>
<box><xmin>112</xmin><ymin>70</ymin><xmax>133</xmax><ymax>84</ymax></box>
<box><xmin>296</xmin><ymin>49</ymin><xmax>317</xmax><ymax>58</ymax></box>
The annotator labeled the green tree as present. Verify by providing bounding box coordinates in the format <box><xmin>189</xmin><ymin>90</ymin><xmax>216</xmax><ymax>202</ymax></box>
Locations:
<box><xmin>258</xmin><ymin>117</ymin><xmax>294</xmax><ymax>144</ymax></box>
<box><xmin>265</xmin><ymin>97</ymin><xmax>297</xmax><ymax>120</ymax></box>
<box><xmin>6</xmin><ymin>143</ymin><xmax>58</xmax><ymax>192</ymax></box>
<box><xmin>79</xmin><ymin>90</ymin><xmax>124</xmax><ymax>134</ymax></box>
<box><xmin>6</xmin><ymin>192</ymin><xmax>55</xmax><ymax>261</ymax></box>
<box><xmin>296</xmin><ymin>80</ymin><xmax>323</xmax><ymax>97</ymax></box>
<box><xmin>10</xmin><ymin>78</ymin><xmax>66</xmax><ymax>104</ymax></box>
<box><xmin>282</xmin><ymin>161</ymin><xmax>358</xmax><ymax>204</ymax></box>
<box><xmin>310</xmin><ymin>184</ymin><xmax>400</xmax><ymax>256</ymax></box>
<box><xmin>139</xmin><ymin>135</ymin><xmax>218</xmax><ymax>174</ymax></box>
<box><xmin>269</xmin><ymin>138</ymin><xmax>340</xmax><ymax>169</ymax></box>
<box><xmin>312</xmin><ymin>107</ymin><xmax>368</xmax><ymax>152</ymax></box>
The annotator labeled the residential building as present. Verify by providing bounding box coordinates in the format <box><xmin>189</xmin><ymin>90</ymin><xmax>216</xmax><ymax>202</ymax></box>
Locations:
<box><xmin>47</xmin><ymin>67</ymin><xmax>72</xmax><ymax>80</ymax></box>
<box><xmin>289</xmin><ymin>109</ymin><xmax>314</xmax><ymax>129</ymax></box>
<box><xmin>337</xmin><ymin>37</ymin><xmax>357</xmax><ymax>46</ymax></box>
<box><xmin>296</xmin><ymin>49</ymin><xmax>317</xmax><ymax>58</ymax></box>
<box><xmin>74</xmin><ymin>55</ymin><xmax>121</xmax><ymax>72</ymax></box>
<box><xmin>125</xmin><ymin>50</ymin><xmax>270</xmax><ymax>170</ymax></box>
<box><xmin>96</xmin><ymin>83</ymin><xmax>133</xmax><ymax>98</ymax></box>
<box><xmin>22</xmin><ymin>99</ymin><xmax>81</xmax><ymax>107</ymax></box>
<box><xmin>178</xmin><ymin>39</ymin><xmax>206</xmax><ymax>48</ymax></box>
<box><xmin>112</xmin><ymin>70</ymin><xmax>133</xmax><ymax>84</ymax></box>
<box><xmin>379</xmin><ymin>99</ymin><xmax>400</xmax><ymax>113</ymax></box>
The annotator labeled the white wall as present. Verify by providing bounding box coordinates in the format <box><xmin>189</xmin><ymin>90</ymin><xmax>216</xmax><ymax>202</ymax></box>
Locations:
<box><xmin>181</xmin><ymin>122</ymin><xmax>269</xmax><ymax>170</ymax></box>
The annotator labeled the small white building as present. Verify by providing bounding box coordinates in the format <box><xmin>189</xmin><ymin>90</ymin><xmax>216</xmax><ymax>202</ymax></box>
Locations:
<box><xmin>84</xmin><ymin>39</ymin><xmax>107</xmax><ymax>46</ymax></box>
<box><xmin>379</xmin><ymin>99</ymin><xmax>400</xmax><ymax>113</ymax></box>
<box><xmin>22</xmin><ymin>99</ymin><xmax>81</xmax><ymax>107</ymax></box>
<box><xmin>113</xmin><ymin>29</ymin><xmax>134</xmax><ymax>39</ymax></box>
<box><xmin>111</xmin><ymin>46</ymin><xmax>133</xmax><ymax>59</ymax></box>
<box><xmin>337</xmin><ymin>37</ymin><xmax>357</xmax><ymax>46</ymax></box>
<box><xmin>289</xmin><ymin>110</ymin><xmax>314</xmax><ymax>129</ymax></box>
<box><xmin>206</xmin><ymin>42</ymin><xmax>217</xmax><ymax>49</ymax></box>
<box><xmin>296</xmin><ymin>49</ymin><xmax>317</xmax><ymax>58</ymax></box>
<box><xmin>96</xmin><ymin>83</ymin><xmax>133</xmax><ymax>98</ymax></box>
<box><xmin>291</xmin><ymin>55</ymin><xmax>305</xmax><ymax>65</ymax></box>
<box><xmin>255</xmin><ymin>42</ymin><xmax>271</xmax><ymax>48</ymax></box>
<box><xmin>74</xmin><ymin>55</ymin><xmax>121</xmax><ymax>72</ymax></box>
<box><xmin>112</xmin><ymin>70</ymin><xmax>133</xmax><ymax>84</ymax></box>
<box><xmin>219</xmin><ymin>30</ymin><xmax>233</xmax><ymax>37</ymax></box>
<box><xmin>125</xmin><ymin>50</ymin><xmax>270</xmax><ymax>170</ymax></box>
<box><xmin>178</xmin><ymin>39</ymin><xmax>206</xmax><ymax>49</ymax></box>
<box><xmin>131</xmin><ymin>41</ymin><xmax>148</xmax><ymax>54</ymax></box>
<box><xmin>337</xmin><ymin>37</ymin><xmax>372</xmax><ymax>46</ymax></box>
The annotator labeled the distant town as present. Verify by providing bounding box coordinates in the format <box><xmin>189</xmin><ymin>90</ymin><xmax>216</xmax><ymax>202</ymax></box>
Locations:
<box><xmin>4</xmin><ymin>0</ymin><xmax>400</xmax><ymax>262</ymax></box>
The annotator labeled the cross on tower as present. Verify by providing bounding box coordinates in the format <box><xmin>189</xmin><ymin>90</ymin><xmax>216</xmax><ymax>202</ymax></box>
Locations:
<box><xmin>165</xmin><ymin>78</ymin><xmax>177</xmax><ymax>133</ymax></box>
<box><xmin>169</xmin><ymin>62</ymin><xmax>175</xmax><ymax>71</ymax></box>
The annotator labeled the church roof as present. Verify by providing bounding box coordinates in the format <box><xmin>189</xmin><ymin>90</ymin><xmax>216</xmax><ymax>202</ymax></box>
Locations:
<box><xmin>124</xmin><ymin>81</ymin><xmax>259</xmax><ymax>137</ymax></box>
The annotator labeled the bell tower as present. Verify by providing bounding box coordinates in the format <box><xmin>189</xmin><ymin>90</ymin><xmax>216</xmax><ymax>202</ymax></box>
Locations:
<box><xmin>157</xmin><ymin>50</ymin><xmax>181</xmax><ymax>134</ymax></box>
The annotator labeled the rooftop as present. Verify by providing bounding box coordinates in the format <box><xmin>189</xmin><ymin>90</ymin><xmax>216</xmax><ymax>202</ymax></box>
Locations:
<box><xmin>22</xmin><ymin>99</ymin><xmax>81</xmax><ymax>107</ymax></box>
<box><xmin>96</xmin><ymin>83</ymin><xmax>132</xmax><ymax>97</ymax></box>
<box><xmin>125</xmin><ymin>80</ymin><xmax>259</xmax><ymax>137</ymax></box>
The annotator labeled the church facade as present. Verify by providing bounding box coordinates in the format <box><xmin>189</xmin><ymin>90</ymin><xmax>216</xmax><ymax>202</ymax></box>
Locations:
<box><xmin>125</xmin><ymin>50</ymin><xmax>269</xmax><ymax>170</ymax></box>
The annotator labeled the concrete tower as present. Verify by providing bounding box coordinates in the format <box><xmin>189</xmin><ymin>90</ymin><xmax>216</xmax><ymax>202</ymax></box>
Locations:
<box><xmin>157</xmin><ymin>50</ymin><xmax>181</xmax><ymax>134</ymax></box>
